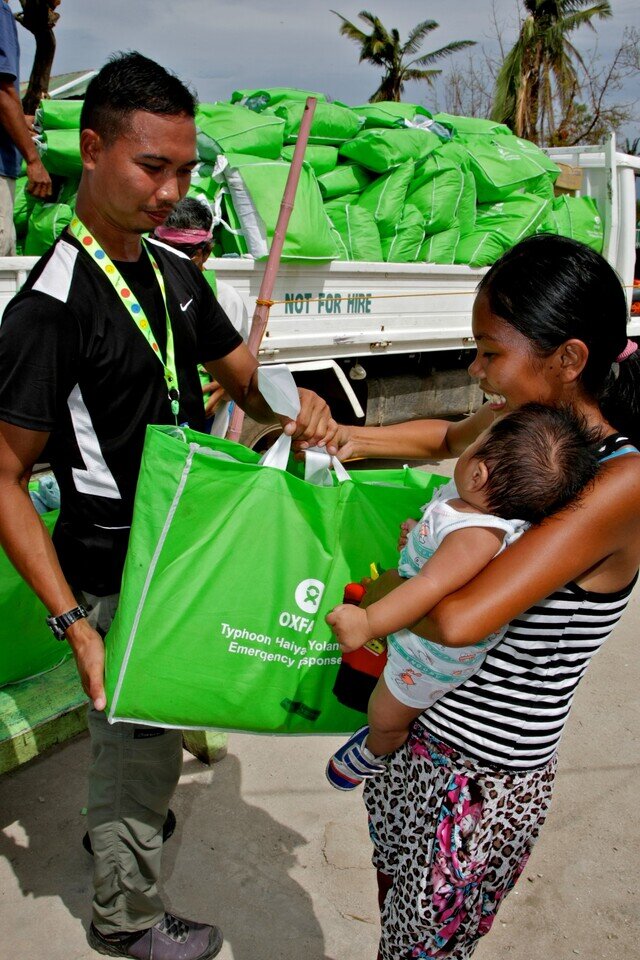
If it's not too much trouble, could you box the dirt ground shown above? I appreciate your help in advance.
[1,457,638,959]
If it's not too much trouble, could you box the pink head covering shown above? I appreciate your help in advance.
[154,225,212,245]
[616,339,638,363]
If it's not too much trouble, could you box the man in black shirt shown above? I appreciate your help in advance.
[0,53,335,960]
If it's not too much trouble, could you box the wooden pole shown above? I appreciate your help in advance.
[226,96,317,443]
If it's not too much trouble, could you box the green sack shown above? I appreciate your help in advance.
[419,227,461,264]
[433,113,513,137]
[214,153,338,261]
[273,99,364,145]
[408,156,466,235]
[454,229,510,267]
[13,176,35,238]
[0,510,72,686]
[381,204,425,263]
[282,144,338,176]
[462,135,558,203]
[317,162,372,199]
[540,195,604,253]
[325,202,384,262]
[105,425,445,733]
[475,193,550,245]
[355,160,414,237]
[24,202,73,255]
[351,101,433,129]
[38,128,82,176]
[35,98,82,130]
[231,87,327,112]
[196,102,285,160]
[339,127,440,173]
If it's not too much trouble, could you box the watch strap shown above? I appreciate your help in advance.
[46,604,88,640]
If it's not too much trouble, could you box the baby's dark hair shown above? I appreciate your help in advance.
[475,403,601,524]
[81,51,197,143]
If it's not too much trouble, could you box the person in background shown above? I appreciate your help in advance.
[152,195,248,435]
[0,51,335,960]
[0,0,51,254]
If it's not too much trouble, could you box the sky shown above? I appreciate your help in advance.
[11,0,640,135]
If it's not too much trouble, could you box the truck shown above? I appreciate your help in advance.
[1,140,639,450]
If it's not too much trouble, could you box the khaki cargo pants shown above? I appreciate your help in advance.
[80,591,184,934]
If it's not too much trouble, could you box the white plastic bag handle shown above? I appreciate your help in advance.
[256,364,350,484]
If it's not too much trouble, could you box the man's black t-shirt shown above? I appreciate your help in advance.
[0,233,242,593]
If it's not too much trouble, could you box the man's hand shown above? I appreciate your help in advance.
[66,619,107,711]
[25,157,52,199]
[325,603,372,653]
[282,387,337,448]
[202,378,228,417]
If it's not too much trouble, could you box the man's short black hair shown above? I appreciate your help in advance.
[80,51,197,142]
[476,403,601,524]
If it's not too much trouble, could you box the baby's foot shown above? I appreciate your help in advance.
[398,518,418,550]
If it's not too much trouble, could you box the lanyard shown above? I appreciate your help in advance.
[69,217,180,420]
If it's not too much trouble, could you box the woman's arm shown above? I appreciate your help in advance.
[424,457,640,647]
[326,403,495,461]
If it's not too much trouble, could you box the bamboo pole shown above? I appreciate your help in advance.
[226,96,318,444]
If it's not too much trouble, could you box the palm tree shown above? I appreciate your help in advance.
[332,10,475,103]
[491,1,612,144]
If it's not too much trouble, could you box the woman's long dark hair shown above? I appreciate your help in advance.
[478,234,640,445]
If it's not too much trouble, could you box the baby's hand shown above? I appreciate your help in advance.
[398,518,418,551]
[325,604,371,653]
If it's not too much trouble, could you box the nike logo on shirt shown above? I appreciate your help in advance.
[180,298,193,311]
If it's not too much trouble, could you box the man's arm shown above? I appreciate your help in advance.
[0,77,51,197]
[0,420,107,708]
[204,344,337,446]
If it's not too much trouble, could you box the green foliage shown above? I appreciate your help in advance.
[491,0,613,144]
[332,9,475,103]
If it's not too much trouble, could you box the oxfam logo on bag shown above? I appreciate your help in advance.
[295,578,325,614]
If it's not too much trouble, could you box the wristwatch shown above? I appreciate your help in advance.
[46,605,88,640]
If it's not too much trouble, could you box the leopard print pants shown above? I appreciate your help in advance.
[363,726,557,959]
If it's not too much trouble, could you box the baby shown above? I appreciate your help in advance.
[325,403,601,789]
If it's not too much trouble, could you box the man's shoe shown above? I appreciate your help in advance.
[82,808,176,856]
[88,913,223,960]
[326,725,388,790]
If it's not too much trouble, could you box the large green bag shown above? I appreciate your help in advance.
[355,160,415,237]
[38,128,82,176]
[105,424,445,733]
[351,101,433,129]
[408,156,466,235]
[317,161,372,200]
[24,201,73,255]
[272,99,364,145]
[282,144,338,176]
[381,204,425,262]
[0,511,71,686]
[35,99,82,131]
[339,127,441,173]
[196,102,285,160]
[539,195,604,253]
[325,201,383,262]
[214,153,338,261]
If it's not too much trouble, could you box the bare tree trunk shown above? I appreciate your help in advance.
[15,0,61,116]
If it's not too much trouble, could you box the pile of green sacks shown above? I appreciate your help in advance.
[14,89,604,267]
